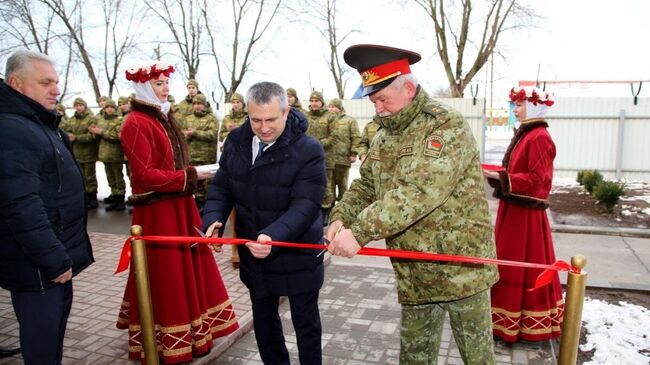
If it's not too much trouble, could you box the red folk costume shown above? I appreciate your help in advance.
[116,62,238,363]
[487,87,564,343]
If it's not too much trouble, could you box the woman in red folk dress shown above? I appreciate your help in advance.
[116,61,238,363]
[483,87,563,343]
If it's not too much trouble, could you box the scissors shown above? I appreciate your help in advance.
[192,226,206,247]
[317,224,343,257]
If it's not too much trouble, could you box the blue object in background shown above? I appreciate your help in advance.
[351,83,364,99]
[508,101,517,127]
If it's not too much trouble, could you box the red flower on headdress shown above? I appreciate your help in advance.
[509,87,555,107]
[125,62,175,83]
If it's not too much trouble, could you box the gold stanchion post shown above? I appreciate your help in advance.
[130,225,160,365]
[558,255,588,365]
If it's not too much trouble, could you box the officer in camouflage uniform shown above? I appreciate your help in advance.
[63,97,100,210]
[326,45,498,364]
[328,98,360,201]
[181,94,219,211]
[97,95,109,117]
[219,92,247,144]
[306,91,338,221]
[357,117,380,161]
[89,99,126,211]
[286,87,307,116]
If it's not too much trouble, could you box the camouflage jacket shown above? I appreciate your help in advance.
[96,114,125,163]
[331,113,361,166]
[219,110,247,142]
[330,88,498,304]
[182,110,218,164]
[306,108,337,168]
[177,94,213,123]
[63,110,98,163]
[357,120,381,158]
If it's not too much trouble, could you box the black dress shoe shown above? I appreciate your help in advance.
[0,346,21,358]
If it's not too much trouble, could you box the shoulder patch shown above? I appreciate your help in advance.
[423,135,445,158]
[370,150,381,161]
[422,103,447,117]
[398,145,414,158]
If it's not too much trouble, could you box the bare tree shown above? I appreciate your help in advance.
[101,0,145,97]
[412,0,532,97]
[202,0,282,102]
[301,0,356,98]
[40,0,102,100]
[146,0,204,80]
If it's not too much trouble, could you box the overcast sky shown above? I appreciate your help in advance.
[209,0,650,106]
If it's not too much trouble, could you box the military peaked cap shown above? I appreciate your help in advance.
[344,44,421,97]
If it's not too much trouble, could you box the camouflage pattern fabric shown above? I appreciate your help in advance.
[357,119,381,159]
[333,165,349,201]
[181,110,219,165]
[96,114,125,163]
[79,162,97,194]
[64,109,98,163]
[400,290,495,364]
[330,88,498,304]
[307,107,338,207]
[219,110,247,142]
[331,113,361,166]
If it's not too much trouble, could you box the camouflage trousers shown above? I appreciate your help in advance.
[80,162,97,194]
[103,162,126,195]
[333,164,349,201]
[400,289,495,365]
[322,168,335,208]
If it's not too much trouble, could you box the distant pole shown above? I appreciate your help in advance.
[558,255,588,365]
[535,64,541,88]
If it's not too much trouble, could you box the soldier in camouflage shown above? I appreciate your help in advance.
[286,87,307,116]
[305,91,338,221]
[326,44,498,364]
[177,79,212,123]
[328,98,360,201]
[219,92,247,144]
[357,117,380,161]
[56,103,68,125]
[181,94,219,211]
[63,97,100,210]
[117,96,130,117]
[89,99,126,211]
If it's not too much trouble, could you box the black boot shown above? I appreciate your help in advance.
[103,194,116,204]
[0,346,20,358]
[106,195,126,211]
[86,193,98,210]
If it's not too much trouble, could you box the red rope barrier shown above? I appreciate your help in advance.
[116,235,576,291]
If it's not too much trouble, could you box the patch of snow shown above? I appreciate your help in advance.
[553,177,580,187]
[621,210,633,217]
[642,208,650,216]
[579,298,650,365]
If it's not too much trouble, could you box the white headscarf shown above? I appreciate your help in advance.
[525,101,549,119]
[133,82,171,115]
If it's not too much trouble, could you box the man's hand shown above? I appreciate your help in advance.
[68,133,76,142]
[245,234,272,259]
[349,155,357,163]
[88,125,102,135]
[52,268,72,284]
[197,170,215,180]
[325,220,344,242]
[482,170,499,179]
[327,228,361,258]
[183,128,194,137]
[206,221,223,252]
[227,123,236,131]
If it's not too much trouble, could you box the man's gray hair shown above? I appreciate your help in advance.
[5,50,55,79]
[246,81,288,110]
[387,73,419,92]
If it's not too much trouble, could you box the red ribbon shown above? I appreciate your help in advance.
[115,235,577,291]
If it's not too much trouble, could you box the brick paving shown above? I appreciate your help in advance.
[0,232,558,364]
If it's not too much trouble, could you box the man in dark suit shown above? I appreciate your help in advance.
[203,81,326,364]
[0,50,94,364]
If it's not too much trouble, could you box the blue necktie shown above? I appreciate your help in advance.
[255,141,268,161]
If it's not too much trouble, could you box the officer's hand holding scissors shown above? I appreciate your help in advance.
[325,220,361,258]
[246,234,272,259]
[195,223,223,253]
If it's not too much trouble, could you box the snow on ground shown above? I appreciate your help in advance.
[580,298,650,364]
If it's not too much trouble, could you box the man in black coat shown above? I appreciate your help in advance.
[0,50,94,364]
[203,81,326,364]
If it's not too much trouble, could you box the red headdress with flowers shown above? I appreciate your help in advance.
[125,62,175,83]
[509,87,555,107]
